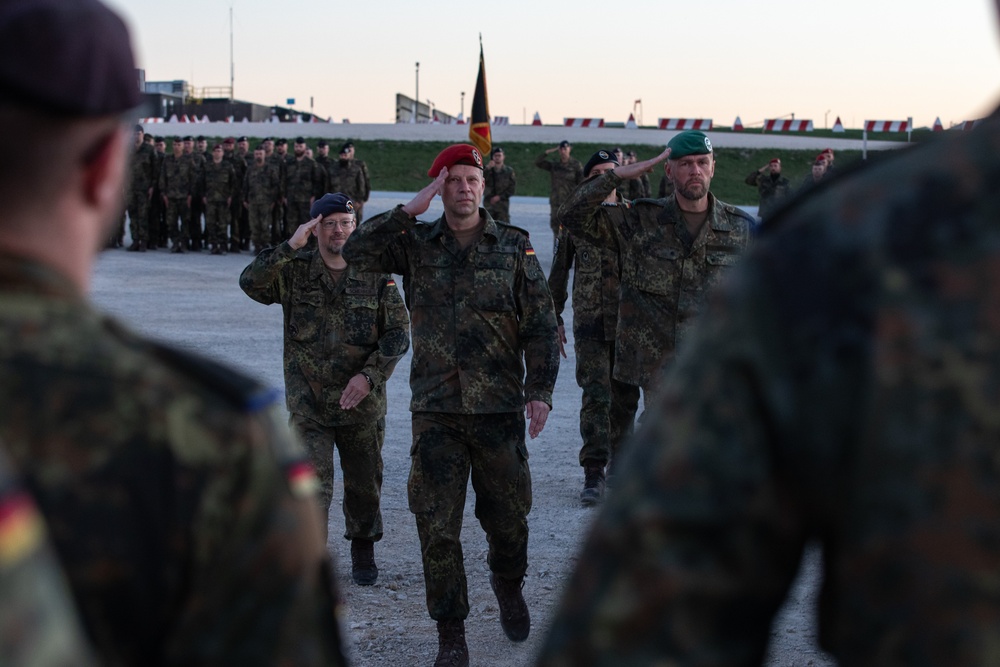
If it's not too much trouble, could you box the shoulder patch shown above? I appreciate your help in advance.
[149,342,282,413]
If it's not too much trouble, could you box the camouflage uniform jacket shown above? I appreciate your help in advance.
[201,159,237,204]
[0,447,97,667]
[537,111,1000,667]
[745,169,792,219]
[286,156,326,203]
[226,151,248,200]
[326,159,369,204]
[534,152,583,209]
[239,242,410,427]
[244,160,281,206]
[559,171,751,387]
[625,174,651,200]
[342,206,559,413]
[484,164,516,216]
[158,153,195,199]
[549,199,626,342]
[267,153,289,199]
[129,142,156,193]
[0,254,347,666]
[186,151,206,199]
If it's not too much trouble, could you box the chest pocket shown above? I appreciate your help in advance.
[474,245,516,312]
[412,250,452,307]
[634,243,681,296]
[288,288,325,342]
[343,288,379,345]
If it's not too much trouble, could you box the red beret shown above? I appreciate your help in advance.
[427,144,484,177]
[769,158,780,165]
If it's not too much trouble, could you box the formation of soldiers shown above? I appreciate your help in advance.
[116,128,372,255]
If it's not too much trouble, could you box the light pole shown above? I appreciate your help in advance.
[413,62,420,123]
[825,109,831,129]
[460,91,465,121]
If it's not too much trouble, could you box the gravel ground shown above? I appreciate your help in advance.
[93,191,835,667]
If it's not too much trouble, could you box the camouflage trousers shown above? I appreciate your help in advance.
[286,199,312,238]
[203,201,230,246]
[164,197,191,243]
[125,188,150,242]
[409,412,531,621]
[289,414,385,542]
[247,201,273,248]
[486,200,510,224]
[548,203,561,234]
[575,337,640,467]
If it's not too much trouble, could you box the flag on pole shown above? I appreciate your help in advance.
[468,37,491,156]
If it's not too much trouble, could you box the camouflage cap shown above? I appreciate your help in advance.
[583,149,619,178]
[0,0,140,116]
[311,192,354,218]
[667,131,712,159]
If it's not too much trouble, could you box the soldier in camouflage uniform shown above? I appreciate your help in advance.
[484,145,516,222]
[622,150,651,200]
[271,139,293,241]
[159,137,196,253]
[124,124,155,251]
[223,136,246,253]
[315,140,333,189]
[327,141,372,223]
[537,84,1000,667]
[150,136,167,248]
[559,131,752,406]
[236,136,253,250]
[535,140,583,235]
[549,150,640,506]
[0,2,348,664]
[200,144,237,255]
[285,137,327,236]
[0,447,98,667]
[183,135,206,250]
[343,144,559,667]
[241,192,409,586]
[745,157,792,221]
[244,144,281,253]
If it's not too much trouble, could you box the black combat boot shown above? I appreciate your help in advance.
[435,619,469,667]
[580,461,606,507]
[350,539,378,585]
[490,573,530,641]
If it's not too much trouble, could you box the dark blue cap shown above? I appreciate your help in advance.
[311,192,355,218]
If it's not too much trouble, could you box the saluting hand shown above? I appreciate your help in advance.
[339,374,371,410]
[402,167,448,218]
[615,146,671,180]
[289,215,320,250]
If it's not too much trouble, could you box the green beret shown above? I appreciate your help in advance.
[667,131,713,159]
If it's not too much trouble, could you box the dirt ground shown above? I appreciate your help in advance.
[94,191,836,667]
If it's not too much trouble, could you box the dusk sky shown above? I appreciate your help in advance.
[109,0,1000,129]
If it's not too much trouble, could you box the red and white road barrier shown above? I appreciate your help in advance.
[492,117,510,126]
[764,119,814,132]
[532,112,542,126]
[832,116,845,133]
[864,120,909,132]
[658,118,712,131]
[732,116,744,131]
[953,119,983,131]
[932,117,944,131]
[139,117,163,124]
[564,118,605,128]
[625,113,637,129]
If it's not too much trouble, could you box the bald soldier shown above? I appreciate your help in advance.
[0,1,347,663]
[343,144,559,667]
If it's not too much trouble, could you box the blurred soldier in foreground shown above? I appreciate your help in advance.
[240,193,409,586]
[0,446,97,667]
[483,145,516,222]
[343,144,559,667]
[0,1,347,664]
[549,150,639,506]
[537,6,1000,662]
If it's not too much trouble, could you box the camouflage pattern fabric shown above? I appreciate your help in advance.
[0,254,347,666]
[534,152,583,231]
[125,142,156,243]
[0,446,97,667]
[244,161,281,248]
[624,174,651,200]
[226,151,248,245]
[559,171,752,391]
[745,169,792,219]
[286,156,326,235]
[409,412,531,620]
[187,152,207,247]
[484,164,516,222]
[537,111,1000,667]
[326,160,370,222]
[657,173,674,198]
[290,414,386,541]
[549,203,638,465]
[342,206,559,413]
[158,153,194,199]
[202,160,237,247]
[163,196,191,244]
